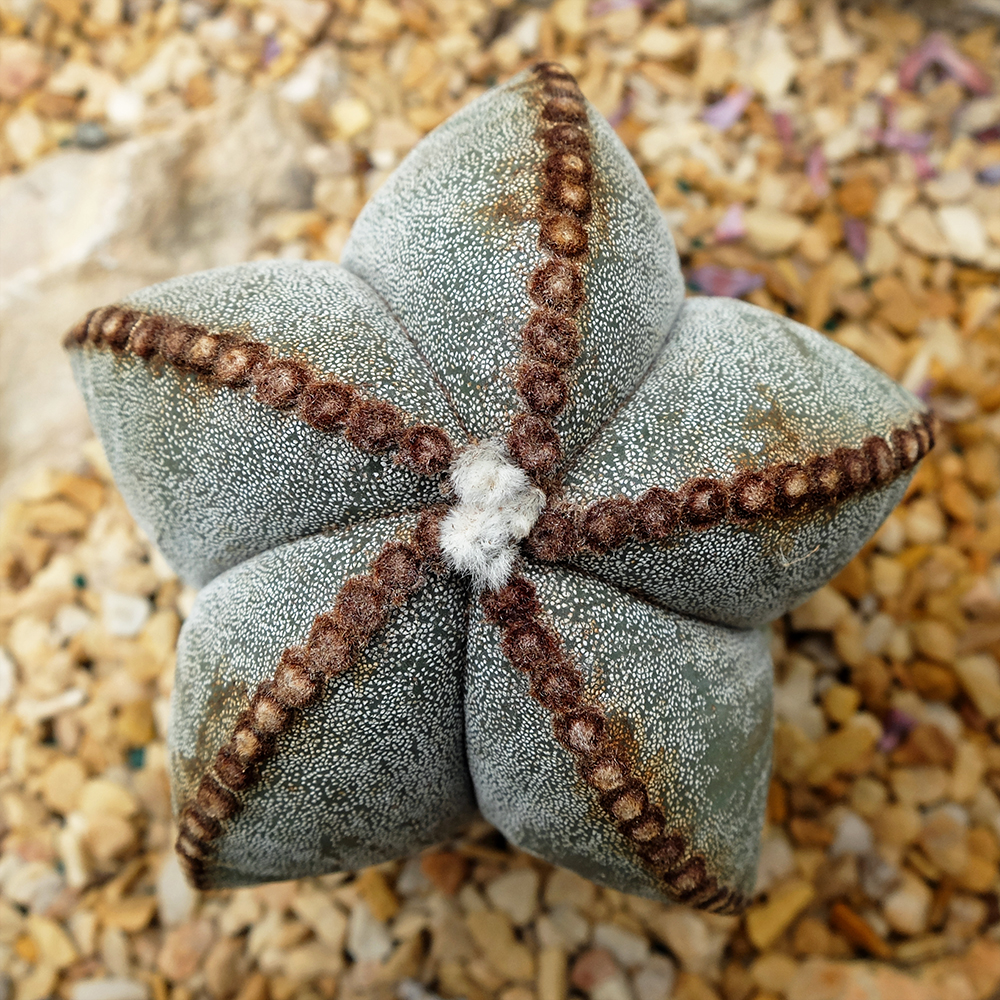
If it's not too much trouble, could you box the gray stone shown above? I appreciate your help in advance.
[0,86,314,502]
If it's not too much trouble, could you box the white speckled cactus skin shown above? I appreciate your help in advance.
[65,64,933,910]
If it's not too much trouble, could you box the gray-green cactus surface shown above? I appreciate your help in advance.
[64,63,933,911]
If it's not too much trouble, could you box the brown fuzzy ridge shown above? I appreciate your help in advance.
[63,306,456,477]
[481,574,747,913]
[172,508,447,888]
[506,63,595,481]
[526,412,937,561]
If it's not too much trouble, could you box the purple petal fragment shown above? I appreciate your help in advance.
[910,152,937,181]
[899,32,993,96]
[877,708,918,753]
[714,203,746,243]
[590,0,651,14]
[702,87,753,130]
[687,265,764,299]
[843,217,867,262]
[807,146,830,198]
[978,163,1000,185]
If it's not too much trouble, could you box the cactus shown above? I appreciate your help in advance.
[64,64,932,911]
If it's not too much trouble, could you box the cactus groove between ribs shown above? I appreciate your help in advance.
[64,64,933,910]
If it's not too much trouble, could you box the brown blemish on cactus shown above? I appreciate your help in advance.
[174,535,435,888]
[64,305,456,477]
[482,574,743,912]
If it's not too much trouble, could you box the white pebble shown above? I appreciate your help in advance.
[486,868,540,925]
[72,979,149,1000]
[157,850,198,927]
[829,811,874,857]
[102,591,151,637]
[594,922,650,969]
[632,954,677,1000]
[346,900,392,963]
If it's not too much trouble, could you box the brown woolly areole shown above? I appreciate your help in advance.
[526,411,937,562]
[481,574,746,913]
[172,508,445,888]
[64,305,457,478]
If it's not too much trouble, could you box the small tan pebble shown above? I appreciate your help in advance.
[872,801,922,848]
[822,684,860,723]
[570,948,621,991]
[233,972,269,1000]
[909,661,959,703]
[837,175,877,218]
[895,205,947,258]
[937,205,989,265]
[156,918,214,982]
[742,206,806,256]
[27,912,79,969]
[645,907,729,979]
[22,499,91,534]
[486,867,540,925]
[806,716,879,784]
[890,767,951,808]
[420,850,468,895]
[544,867,597,911]
[203,936,245,997]
[101,894,158,933]
[78,777,140,819]
[749,952,798,992]
[953,655,1000,720]
[882,870,933,936]
[828,902,892,960]
[951,742,987,803]
[537,944,568,1000]
[39,756,88,814]
[537,903,590,951]
[346,900,392,964]
[670,971,722,1000]
[911,620,957,665]
[789,586,850,631]
[355,866,399,922]
[467,909,535,982]
[850,777,888,818]
[745,878,815,950]
[291,891,347,949]
[593,921,649,969]
[632,954,676,1000]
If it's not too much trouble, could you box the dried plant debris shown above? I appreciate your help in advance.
[2,1,1000,999]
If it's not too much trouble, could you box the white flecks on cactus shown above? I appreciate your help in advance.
[63,62,933,912]
[439,440,546,590]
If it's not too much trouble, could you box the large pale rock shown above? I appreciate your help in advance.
[0,88,315,501]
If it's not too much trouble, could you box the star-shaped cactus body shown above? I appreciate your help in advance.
[65,64,933,911]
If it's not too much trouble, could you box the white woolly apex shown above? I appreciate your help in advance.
[439,440,546,591]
